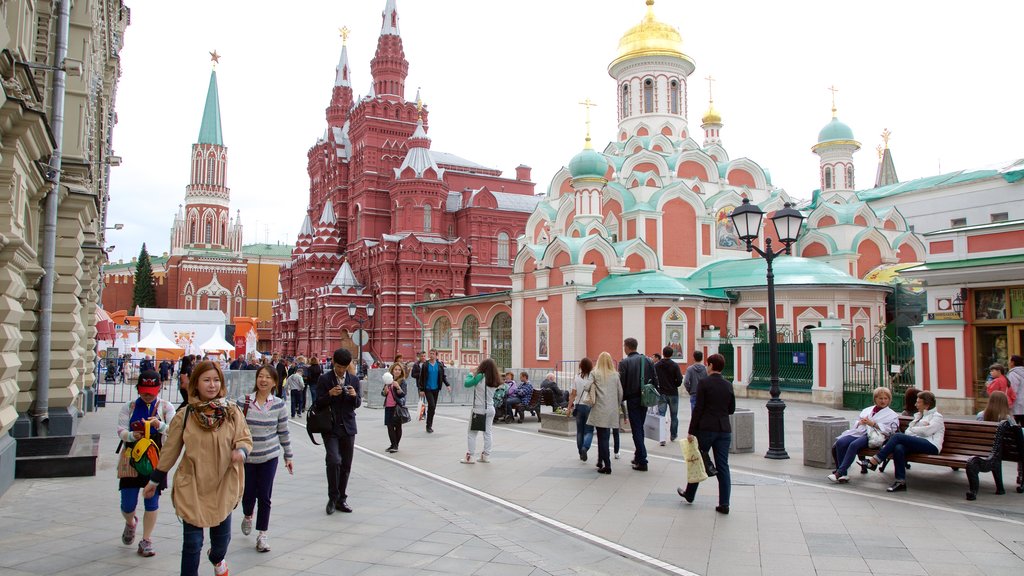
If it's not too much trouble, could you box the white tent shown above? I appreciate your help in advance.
[199,332,235,353]
[133,321,183,354]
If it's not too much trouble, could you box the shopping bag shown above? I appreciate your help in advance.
[643,409,669,443]
[681,436,708,484]
[417,399,426,421]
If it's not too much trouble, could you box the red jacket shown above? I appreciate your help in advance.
[988,375,1016,405]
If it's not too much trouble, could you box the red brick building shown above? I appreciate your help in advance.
[272,0,539,362]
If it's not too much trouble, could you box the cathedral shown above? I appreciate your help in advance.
[272,0,540,362]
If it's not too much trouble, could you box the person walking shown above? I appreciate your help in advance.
[683,351,707,411]
[416,349,450,433]
[285,365,306,418]
[1008,355,1024,425]
[588,352,624,474]
[568,358,596,461]
[382,362,409,453]
[116,370,175,558]
[237,366,293,553]
[314,348,362,514]
[144,361,253,576]
[177,355,194,408]
[462,358,502,463]
[655,346,684,444]
[677,353,735,514]
[618,338,660,471]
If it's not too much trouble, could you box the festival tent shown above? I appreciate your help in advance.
[133,321,184,361]
[199,332,235,354]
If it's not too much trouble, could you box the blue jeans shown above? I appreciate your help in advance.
[873,433,939,480]
[831,434,869,477]
[182,514,231,576]
[290,389,304,416]
[573,404,594,454]
[689,394,696,411]
[657,395,680,440]
[626,399,648,465]
[683,431,732,507]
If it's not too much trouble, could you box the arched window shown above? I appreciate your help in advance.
[189,220,197,243]
[432,317,451,349]
[496,232,510,266]
[824,166,833,189]
[461,316,479,350]
[621,84,630,117]
[536,310,550,360]
[670,80,680,114]
[204,220,213,243]
[643,78,654,113]
[490,312,512,371]
[423,204,432,232]
[207,159,216,184]
[846,165,854,189]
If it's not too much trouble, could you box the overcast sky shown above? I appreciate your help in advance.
[105,0,1024,263]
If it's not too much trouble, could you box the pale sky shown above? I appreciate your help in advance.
[106,0,1024,263]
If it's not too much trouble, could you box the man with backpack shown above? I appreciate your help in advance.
[618,337,660,471]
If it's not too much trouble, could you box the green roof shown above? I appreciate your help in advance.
[817,117,855,143]
[104,255,169,272]
[687,256,879,291]
[900,253,1024,273]
[855,168,1000,201]
[568,148,608,179]
[578,270,706,301]
[198,70,223,145]
[922,218,1024,236]
[242,243,295,258]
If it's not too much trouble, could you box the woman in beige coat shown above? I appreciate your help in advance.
[145,361,252,576]
[587,352,624,474]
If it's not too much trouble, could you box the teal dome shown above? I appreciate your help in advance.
[817,117,855,143]
[568,148,609,179]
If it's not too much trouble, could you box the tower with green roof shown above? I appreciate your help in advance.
[170,53,243,256]
[811,87,861,200]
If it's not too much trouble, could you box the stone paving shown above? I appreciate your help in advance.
[1,395,1023,575]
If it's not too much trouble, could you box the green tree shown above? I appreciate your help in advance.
[131,243,157,312]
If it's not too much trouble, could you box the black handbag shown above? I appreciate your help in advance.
[470,380,488,431]
[395,404,412,424]
[700,449,717,477]
[305,374,337,445]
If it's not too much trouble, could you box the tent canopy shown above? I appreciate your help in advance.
[200,332,235,353]
[134,321,183,354]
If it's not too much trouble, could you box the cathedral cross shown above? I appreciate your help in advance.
[339,26,350,45]
[881,128,891,149]
[579,98,597,148]
[828,84,839,115]
[705,74,716,103]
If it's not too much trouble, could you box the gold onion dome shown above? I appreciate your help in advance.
[702,102,721,125]
[613,0,685,66]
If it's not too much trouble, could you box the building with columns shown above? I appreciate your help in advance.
[272,0,540,363]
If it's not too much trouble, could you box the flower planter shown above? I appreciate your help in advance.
[538,411,576,437]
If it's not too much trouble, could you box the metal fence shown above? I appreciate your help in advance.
[749,329,814,391]
[841,332,915,412]
[94,360,262,407]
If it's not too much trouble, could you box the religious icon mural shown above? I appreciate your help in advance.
[663,308,686,358]
[716,206,740,249]
[537,310,549,360]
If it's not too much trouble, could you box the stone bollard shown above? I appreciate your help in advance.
[802,416,850,468]
[729,408,755,453]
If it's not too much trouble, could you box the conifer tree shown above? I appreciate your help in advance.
[131,243,157,311]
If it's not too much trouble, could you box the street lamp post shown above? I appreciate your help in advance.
[729,198,806,460]
[347,302,375,377]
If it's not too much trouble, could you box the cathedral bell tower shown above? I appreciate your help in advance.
[370,0,408,99]
[326,27,354,130]
[811,87,860,201]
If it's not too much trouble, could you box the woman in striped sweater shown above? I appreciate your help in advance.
[237,365,293,552]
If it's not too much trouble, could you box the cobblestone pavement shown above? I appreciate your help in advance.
[2,395,1023,575]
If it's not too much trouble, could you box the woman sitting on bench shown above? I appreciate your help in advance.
[828,387,899,484]
[865,391,945,493]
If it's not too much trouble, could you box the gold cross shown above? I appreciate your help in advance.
[876,144,883,160]
[339,26,350,45]
[209,50,220,65]
[705,74,715,102]
[881,128,891,148]
[828,84,839,115]
[579,98,597,148]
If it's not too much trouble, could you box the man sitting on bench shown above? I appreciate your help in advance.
[539,372,569,409]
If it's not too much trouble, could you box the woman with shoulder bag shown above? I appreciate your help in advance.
[236,365,293,553]
[587,352,624,474]
[568,357,596,462]
[461,358,501,464]
[828,387,898,484]
[382,362,409,453]
[144,361,253,576]
[116,370,175,557]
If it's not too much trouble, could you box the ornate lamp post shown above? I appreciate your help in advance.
[729,198,806,460]
[347,302,375,377]
[951,290,965,319]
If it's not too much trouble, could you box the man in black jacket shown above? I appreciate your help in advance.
[678,353,735,514]
[314,348,362,515]
[618,338,660,471]
[655,346,684,444]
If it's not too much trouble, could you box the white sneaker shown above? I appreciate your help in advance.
[256,533,270,553]
[240,516,252,536]
[827,473,850,484]
[614,452,620,459]
[460,452,475,464]
[214,560,229,576]
[477,453,490,463]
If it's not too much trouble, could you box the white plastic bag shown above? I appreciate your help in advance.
[681,436,708,484]
[644,408,670,442]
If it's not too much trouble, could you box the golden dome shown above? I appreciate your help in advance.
[612,1,685,67]
[702,101,721,125]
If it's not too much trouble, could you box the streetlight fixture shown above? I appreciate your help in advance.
[347,302,375,377]
[105,223,124,231]
[951,289,965,319]
[729,198,806,460]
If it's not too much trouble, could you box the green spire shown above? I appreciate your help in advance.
[197,70,223,145]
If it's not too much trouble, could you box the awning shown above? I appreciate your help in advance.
[862,262,924,292]
[200,333,235,353]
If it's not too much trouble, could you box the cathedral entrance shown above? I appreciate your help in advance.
[490,313,512,372]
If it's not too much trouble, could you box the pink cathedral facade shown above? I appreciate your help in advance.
[272,0,539,362]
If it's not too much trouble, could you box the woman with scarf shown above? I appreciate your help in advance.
[145,361,252,576]
[116,370,175,557]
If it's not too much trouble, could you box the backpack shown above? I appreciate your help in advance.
[130,419,160,476]
[640,359,660,408]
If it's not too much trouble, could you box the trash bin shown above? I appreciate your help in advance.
[802,416,850,468]
[729,408,754,453]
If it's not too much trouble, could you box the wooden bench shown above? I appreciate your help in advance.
[857,416,1024,499]
[495,389,542,423]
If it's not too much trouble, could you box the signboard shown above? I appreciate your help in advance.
[105,347,119,359]
[792,352,807,365]
[351,329,370,346]
[927,312,961,321]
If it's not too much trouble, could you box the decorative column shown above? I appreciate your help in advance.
[910,319,970,415]
[810,315,849,408]
[696,328,721,359]
[730,328,756,398]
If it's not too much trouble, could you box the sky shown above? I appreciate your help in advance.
[105,0,1024,263]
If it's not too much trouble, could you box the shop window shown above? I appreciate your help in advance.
[975,289,1006,320]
